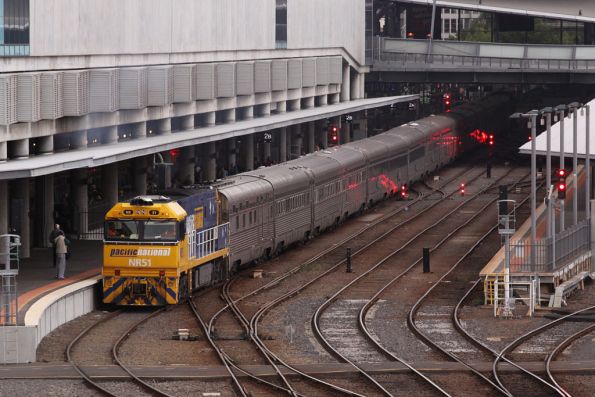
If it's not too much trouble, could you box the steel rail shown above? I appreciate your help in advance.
[220,279,301,397]
[545,321,595,397]
[205,166,481,395]
[310,167,521,396]
[248,165,505,397]
[405,176,535,396]
[66,310,122,397]
[111,308,176,397]
[248,166,494,395]
[492,305,595,397]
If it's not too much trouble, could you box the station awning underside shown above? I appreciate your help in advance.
[519,98,595,158]
[0,95,418,180]
[399,0,595,22]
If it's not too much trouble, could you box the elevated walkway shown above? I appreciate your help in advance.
[369,38,595,84]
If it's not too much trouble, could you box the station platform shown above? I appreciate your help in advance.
[481,166,594,307]
[14,240,102,324]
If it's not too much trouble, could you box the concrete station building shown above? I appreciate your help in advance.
[0,0,417,258]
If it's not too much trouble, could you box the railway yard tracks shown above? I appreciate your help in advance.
[15,161,595,397]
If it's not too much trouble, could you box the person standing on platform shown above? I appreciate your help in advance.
[54,231,69,279]
[48,224,61,268]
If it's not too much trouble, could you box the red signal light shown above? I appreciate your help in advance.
[558,183,566,191]
[489,134,494,140]
[558,169,566,177]
[332,126,338,133]
[489,140,494,146]
[445,94,451,100]
[332,134,338,142]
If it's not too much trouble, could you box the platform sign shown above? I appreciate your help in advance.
[263,132,272,143]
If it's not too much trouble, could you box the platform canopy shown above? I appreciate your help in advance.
[0,95,418,180]
[518,98,595,159]
[399,0,595,22]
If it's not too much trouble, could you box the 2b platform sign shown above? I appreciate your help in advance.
[344,114,353,123]
[263,132,272,143]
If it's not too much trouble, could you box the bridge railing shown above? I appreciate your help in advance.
[373,37,595,70]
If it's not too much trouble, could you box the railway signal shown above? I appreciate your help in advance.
[443,94,451,110]
[400,184,408,199]
[329,125,339,145]
[557,169,567,199]
[460,183,465,196]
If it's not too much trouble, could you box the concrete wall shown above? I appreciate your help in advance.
[288,0,365,64]
[28,0,364,64]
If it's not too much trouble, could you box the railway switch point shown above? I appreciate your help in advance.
[252,269,264,279]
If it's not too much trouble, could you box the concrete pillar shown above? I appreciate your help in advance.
[264,140,272,163]
[13,178,30,258]
[341,121,352,144]
[288,100,301,112]
[0,141,7,162]
[179,147,195,185]
[318,95,328,107]
[277,101,287,114]
[320,121,328,149]
[38,136,54,155]
[206,112,216,126]
[293,125,303,158]
[133,156,148,195]
[307,122,316,153]
[181,115,195,130]
[103,126,118,144]
[227,139,237,174]
[70,130,87,150]
[244,106,254,120]
[73,169,88,237]
[40,174,54,248]
[159,118,171,135]
[206,142,217,181]
[133,121,147,139]
[351,72,359,100]
[329,93,341,105]
[102,163,119,207]
[279,128,287,163]
[360,73,365,99]
[0,180,7,234]
[226,109,236,123]
[12,138,29,159]
[243,135,254,171]
[341,64,351,102]
[260,103,271,117]
[303,97,315,109]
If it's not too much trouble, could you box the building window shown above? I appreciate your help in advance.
[275,0,287,49]
[0,0,29,56]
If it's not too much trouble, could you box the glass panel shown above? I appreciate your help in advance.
[143,220,177,241]
[275,0,287,49]
[459,11,492,42]
[105,221,140,240]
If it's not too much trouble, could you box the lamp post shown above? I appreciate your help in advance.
[569,102,581,226]
[555,104,567,232]
[586,105,591,218]
[540,107,553,238]
[511,109,539,267]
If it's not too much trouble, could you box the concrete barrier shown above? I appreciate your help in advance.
[0,276,100,364]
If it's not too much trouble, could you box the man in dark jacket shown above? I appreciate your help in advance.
[48,224,61,267]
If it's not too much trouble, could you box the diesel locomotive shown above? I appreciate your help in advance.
[102,92,513,305]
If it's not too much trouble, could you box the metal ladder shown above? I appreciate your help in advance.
[483,273,504,306]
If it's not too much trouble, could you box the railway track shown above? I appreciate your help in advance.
[200,163,484,395]
[66,308,172,397]
[307,166,529,396]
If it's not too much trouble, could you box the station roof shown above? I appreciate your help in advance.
[0,95,418,180]
[518,98,595,159]
[398,1,595,22]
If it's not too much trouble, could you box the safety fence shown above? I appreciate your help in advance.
[509,219,591,273]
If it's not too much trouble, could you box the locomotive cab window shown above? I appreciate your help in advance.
[144,220,178,241]
[105,220,139,240]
